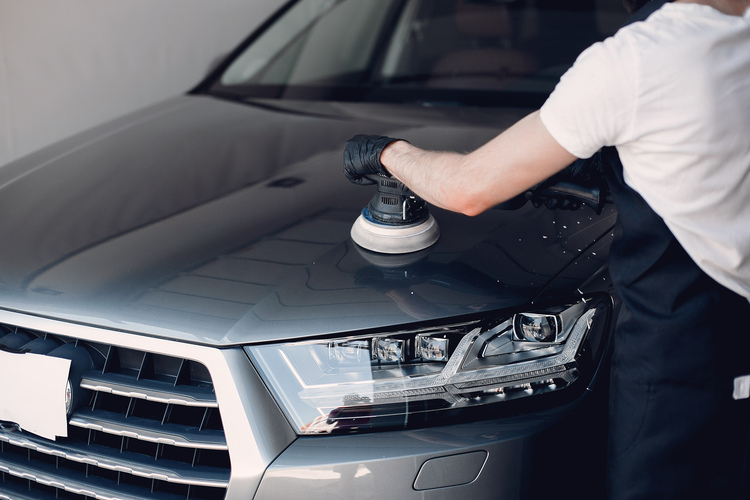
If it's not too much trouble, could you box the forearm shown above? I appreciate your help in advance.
[381,111,577,216]
[379,142,470,213]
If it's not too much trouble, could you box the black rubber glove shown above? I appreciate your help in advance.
[343,134,403,185]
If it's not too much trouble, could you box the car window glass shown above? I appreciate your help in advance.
[215,0,628,104]
[284,0,391,84]
[221,0,339,85]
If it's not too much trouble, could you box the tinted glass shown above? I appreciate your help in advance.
[211,0,628,106]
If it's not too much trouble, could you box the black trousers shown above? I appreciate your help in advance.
[600,147,750,499]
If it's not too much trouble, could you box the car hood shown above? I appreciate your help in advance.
[0,95,616,345]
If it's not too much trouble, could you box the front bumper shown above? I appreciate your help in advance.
[0,308,608,500]
[256,395,607,499]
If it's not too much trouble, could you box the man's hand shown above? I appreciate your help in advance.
[343,135,403,185]
[344,112,576,216]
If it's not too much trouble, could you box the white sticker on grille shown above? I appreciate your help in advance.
[0,350,71,440]
[733,375,750,400]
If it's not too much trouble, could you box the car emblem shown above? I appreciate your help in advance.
[0,348,72,440]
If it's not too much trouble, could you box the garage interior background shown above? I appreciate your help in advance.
[0,0,284,168]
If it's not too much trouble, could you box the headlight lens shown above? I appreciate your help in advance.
[246,297,609,434]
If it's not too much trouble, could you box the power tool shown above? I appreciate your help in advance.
[350,175,440,254]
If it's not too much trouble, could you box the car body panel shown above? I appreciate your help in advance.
[0,95,616,345]
[254,397,607,499]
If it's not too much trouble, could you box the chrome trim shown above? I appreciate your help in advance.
[0,308,297,500]
[0,455,146,500]
[0,487,41,500]
[80,372,218,408]
[0,426,229,488]
[69,412,228,450]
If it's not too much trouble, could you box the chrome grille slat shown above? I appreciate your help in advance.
[0,426,229,488]
[0,453,184,500]
[81,372,218,408]
[0,484,45,500]
[0,325,230,500]
[70,410,228,450]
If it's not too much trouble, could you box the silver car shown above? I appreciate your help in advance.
[0,1,626,498]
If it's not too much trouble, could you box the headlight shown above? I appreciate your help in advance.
[246,297,610,434]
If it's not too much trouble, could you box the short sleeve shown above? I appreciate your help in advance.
[540,34,638,159]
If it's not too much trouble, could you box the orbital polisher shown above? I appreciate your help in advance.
[350,175,440,254]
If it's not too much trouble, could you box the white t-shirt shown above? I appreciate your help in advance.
[540,3,750,300]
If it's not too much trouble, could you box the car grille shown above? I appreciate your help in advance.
[0,323,230,500]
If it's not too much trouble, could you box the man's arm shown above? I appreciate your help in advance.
[379,111,578,216]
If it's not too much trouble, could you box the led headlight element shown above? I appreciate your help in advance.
[372,337,405,363]
[247,298,609,435]
[514,313,560,343]
[416,335,449,362]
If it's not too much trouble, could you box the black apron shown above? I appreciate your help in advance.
[600,146,750,499]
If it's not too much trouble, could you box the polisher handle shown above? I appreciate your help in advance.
[362,175,430,225]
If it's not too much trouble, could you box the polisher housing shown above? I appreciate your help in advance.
[350,177,440,254]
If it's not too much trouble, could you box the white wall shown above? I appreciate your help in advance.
[0,0,285,167]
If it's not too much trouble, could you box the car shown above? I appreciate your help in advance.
[0,1,627,499]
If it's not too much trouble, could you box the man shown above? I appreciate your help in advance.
[344,0,750,498]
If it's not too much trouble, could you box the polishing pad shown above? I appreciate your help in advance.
[351,211,440,254]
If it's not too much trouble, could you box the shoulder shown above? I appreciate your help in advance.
[539,33,639,158]
[619,3,747,52]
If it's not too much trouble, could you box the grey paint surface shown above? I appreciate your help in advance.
[0,95,616,345]
[254,403,586,499]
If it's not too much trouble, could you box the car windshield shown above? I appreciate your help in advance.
[208,0,628,107]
